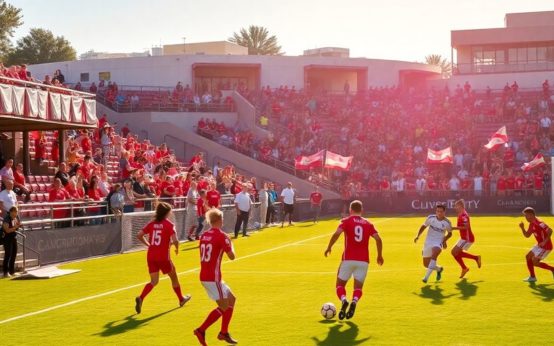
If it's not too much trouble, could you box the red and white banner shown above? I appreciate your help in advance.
[427,147,453,164]
[11,86,25,116]
[324,151,353,171]
[49,93,61,121]
[295,150,325,170]
[484,126,508,150]
[521,153,546,172]
[0,84,14,114]
[71,97,83,123]
[61,94,72,122]
[84,99,98,125]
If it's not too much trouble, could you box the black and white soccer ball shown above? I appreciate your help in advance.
[321,302,336,319]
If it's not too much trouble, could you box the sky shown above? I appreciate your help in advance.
[8,0,554,62]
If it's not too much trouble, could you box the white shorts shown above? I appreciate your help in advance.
[422,244,443,258]
[455,239,473,251]
[201,281,232,301]
[531,246,551,261]
[337,260,368,282]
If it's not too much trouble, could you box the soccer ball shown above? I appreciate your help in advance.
[320,302,336,319]
[253,222,261,229]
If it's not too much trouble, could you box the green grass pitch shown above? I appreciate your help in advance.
[1,215,553,345]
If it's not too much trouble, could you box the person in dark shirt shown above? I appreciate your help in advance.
[2,206,21,278]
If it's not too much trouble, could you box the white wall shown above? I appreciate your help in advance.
[449,70,554,90]
[29,55,438,90]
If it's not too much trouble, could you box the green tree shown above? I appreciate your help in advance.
[229,25,283,55]
[0,0,23,59]
[425,54,452,78]
[7,28,76,65]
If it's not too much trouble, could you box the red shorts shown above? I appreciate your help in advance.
[147,259,174,274]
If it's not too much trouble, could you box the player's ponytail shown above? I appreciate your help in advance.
[155,202,172,222]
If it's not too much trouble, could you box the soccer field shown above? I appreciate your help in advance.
[1,215,553,346]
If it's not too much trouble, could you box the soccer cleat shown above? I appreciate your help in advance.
[345,301,357,319]
[436,267,443,281]
[218,332,238,344]
[135,297,142,314]
[460,268,470,279]
[476,255,482,268]
[523,276,537,282]
[338,299,349,320]
[422,278,428,284]
[180,294,191,307]
[194,328,207,346]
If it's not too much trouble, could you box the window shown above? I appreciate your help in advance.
[517,48,527,62]
[99,72,111,81]
[80,73,89,82]
[508,48,517,63]
[538,47,547,62]
[528,47,537,62]
[495,50,505,64]
[548,46,554,62]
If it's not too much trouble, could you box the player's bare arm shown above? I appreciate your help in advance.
[451,221,468,231]
[414,225,427,243]
[324,228,343,257]
[171,234,179,255]
[519,221,532,237]
[442,231,452,249]
[372,233,384,266]
[137,230,150,247]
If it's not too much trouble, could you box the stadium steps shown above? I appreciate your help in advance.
[0,248,40,273]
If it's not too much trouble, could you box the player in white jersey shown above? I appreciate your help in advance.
[414,204,452,283]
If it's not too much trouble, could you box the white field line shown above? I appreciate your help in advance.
[0,218,395,325]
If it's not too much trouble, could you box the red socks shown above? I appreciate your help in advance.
[199,308,223,332]
[221,306,234,334]
[336,286,346,302]
[139,283,154,300]
[173,285,184,301]
[454,255,467,270]
[527,258,536,277]
[460,252,478,261]
[537,262,554,271]
[352,289,363,303]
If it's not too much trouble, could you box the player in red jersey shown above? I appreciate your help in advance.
[324,200,384,320]
[519,207,554,282]
[134,202,191,314]
[310,185,323,223]
[451,199,481,278]
[194,208,238,345]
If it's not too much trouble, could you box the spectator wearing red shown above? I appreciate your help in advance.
[206,181,221,208]
[34,132,46,164]
[310,185,323,223]
[121,123,130,138]
[48,178,71,227]
[13,163,31,203]
[195,189,207,238]
[87,176,103,224]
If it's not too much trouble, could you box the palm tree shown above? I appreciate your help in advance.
[425,54,452,78]
[229,25,283,56]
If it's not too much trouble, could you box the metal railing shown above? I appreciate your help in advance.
[0,75,96,98]
[15,230,41,271]
[453,62,554,75]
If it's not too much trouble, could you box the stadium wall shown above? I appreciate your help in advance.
[448,70,554,89]
[29,55,438,90]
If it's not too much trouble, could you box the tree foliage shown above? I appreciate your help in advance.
[229,25,283,56]
[425,54,452,78]
[7,28,76,65]
[0,0,23,59]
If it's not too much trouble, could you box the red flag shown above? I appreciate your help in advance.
[484,126,508,150]
[521,153,546,172]
[427,147,453,164]
[324,151,353,171]
[294,150,325,170]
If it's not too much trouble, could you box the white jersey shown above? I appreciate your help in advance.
[423,215,452,247]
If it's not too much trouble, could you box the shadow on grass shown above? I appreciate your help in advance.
[312,321,371,346]
[94,307,180,337]
[455,279,484,300]
[414,285,456,305]
[528,282,554,302]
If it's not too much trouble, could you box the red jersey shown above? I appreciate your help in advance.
[310,192,323,205]
[206,190,221,208]
[142,219,176,261]
[199,227,233,281]
[530,218,553,250]
[197,198,207,217]
[457,210,475,242]
[339,215,378,263]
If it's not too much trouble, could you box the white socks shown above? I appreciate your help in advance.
[423,259,437,281]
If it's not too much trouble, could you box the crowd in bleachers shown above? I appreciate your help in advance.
[196,80,554,197]
[0,62,68,89]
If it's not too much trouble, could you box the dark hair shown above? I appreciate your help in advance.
[350,200,363,213]
[155,202,172,222]
[436,204,446,211]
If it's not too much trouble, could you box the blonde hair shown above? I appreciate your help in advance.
[455,199,465,208]
[206,208,223,225]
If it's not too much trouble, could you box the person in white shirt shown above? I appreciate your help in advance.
[414,205,453,283]
[234,186,252,238]
[416,176,427,196]
[280,182,296,227]
[448,175,460,192]
[0,180,18,216]
[0,159,15,186]
[473,173,484,196]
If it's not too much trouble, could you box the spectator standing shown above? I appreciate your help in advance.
[2,206,21,278]
[234,186,252,238]
[185,181,199,241]
[280,182,296,227]
[0,180,18,216]
[195,190,208,239]
[310,185,323,223]
[266,183,278,225]
[259,182,269,227]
